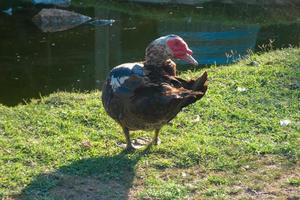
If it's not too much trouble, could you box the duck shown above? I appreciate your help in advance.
[102,35,208,151]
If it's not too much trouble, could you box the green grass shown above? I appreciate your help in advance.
[0,47,300,199]
[288,178,300,186]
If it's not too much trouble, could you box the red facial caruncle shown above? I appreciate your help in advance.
[166,36,198,66]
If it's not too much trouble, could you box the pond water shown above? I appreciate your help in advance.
[0,2,299,106]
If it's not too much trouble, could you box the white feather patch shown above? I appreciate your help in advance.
[109,62,144,91]
[110,76,129,91]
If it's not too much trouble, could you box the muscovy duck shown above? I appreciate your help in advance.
[102,35,208,151]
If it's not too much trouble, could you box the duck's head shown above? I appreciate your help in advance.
[145,35,198,66]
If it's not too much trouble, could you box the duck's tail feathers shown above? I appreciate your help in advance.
[192,71,208,93]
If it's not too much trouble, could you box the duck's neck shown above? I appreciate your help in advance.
[144,43,170,67]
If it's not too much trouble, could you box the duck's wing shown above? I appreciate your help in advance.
[128,77,206,123]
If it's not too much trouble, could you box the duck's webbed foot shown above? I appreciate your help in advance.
[120,127,150,152]
[116,141,136,152]
[125,145,136,152]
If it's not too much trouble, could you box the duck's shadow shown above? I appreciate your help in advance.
[20,149,149,200]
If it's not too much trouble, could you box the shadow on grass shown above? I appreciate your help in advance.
[20,149,149,200]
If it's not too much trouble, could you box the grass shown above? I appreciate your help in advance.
[288,178,300,186]
[0,47,299,199]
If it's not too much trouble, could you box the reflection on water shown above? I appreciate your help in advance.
[0,3,299,106]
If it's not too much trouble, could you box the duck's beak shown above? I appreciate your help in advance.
[182,53,198,66]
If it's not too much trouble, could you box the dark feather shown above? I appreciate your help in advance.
[101,36,208,150]
[102,61,208,131]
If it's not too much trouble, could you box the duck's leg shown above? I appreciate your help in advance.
[123,127,135,151]
[152,129,161,145]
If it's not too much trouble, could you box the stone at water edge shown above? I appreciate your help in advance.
[32,8,91,33]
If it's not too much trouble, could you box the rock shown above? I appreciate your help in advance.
[32,8,91,32]
[32,0,71,7]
